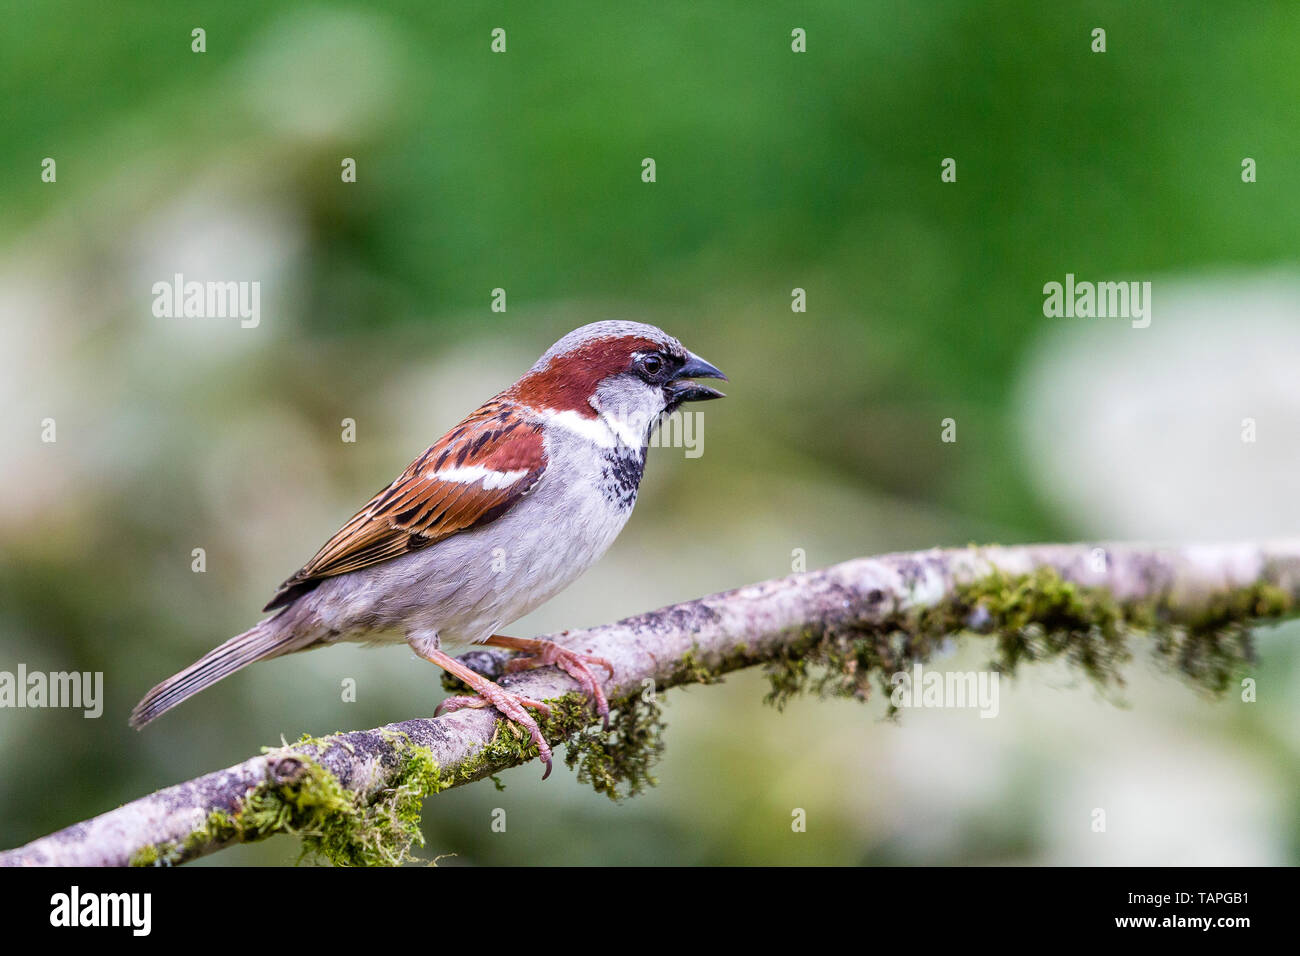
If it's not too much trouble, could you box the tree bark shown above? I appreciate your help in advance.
[3,540,1297,867]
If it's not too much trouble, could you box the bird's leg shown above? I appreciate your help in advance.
[482,635,614,731]
[410,637,555,779]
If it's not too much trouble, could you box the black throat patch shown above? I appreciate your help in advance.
[599,444,646,509]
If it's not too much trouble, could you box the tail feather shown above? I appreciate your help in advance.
[129,620,297,729]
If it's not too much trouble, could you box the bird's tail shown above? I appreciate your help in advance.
[129,618,298,729]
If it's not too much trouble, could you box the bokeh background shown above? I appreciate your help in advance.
[3,2,1300,865]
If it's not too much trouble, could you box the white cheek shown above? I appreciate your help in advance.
[592,379,664,445]
[601,411,646,447]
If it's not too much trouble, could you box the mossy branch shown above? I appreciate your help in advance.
[3,540,1298,867]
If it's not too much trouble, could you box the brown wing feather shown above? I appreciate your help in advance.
[263,399,546,611]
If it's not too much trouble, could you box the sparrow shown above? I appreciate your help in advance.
[130,321,726,777]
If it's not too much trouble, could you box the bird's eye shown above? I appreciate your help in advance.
[640,354,664,378]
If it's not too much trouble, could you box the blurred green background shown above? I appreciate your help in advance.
[3,2,1300,865]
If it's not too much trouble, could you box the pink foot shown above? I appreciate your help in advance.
[505,645,615,731]
[435,688,555,778]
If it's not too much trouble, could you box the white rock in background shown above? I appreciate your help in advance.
[1016,275,1300,540]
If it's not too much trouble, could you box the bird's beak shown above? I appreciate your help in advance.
[667,351,727,403]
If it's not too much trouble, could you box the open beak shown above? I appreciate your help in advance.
[667,351,728,404]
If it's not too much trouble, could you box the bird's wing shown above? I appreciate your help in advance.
[263,399,547,610]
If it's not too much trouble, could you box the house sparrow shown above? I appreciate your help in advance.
[130,321,726,777]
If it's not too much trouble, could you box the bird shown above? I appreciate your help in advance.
[129,321,726,777]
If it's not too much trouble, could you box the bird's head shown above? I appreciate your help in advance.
[511,321,727,443]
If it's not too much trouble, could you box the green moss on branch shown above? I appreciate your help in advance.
[763,566,1290,712]
[127,561,1298,868]
[131,735,450,867]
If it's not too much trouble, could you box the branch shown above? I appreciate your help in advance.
[4,540,1299,867]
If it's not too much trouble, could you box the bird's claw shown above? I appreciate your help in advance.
[505,645,613,732]
[435,688,554,777]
